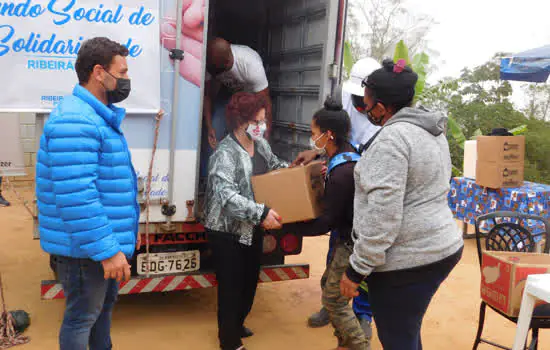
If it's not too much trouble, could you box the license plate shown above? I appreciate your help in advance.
[137,251,200,276]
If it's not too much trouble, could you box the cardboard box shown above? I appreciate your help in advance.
[463,140,477,179]
[476,136,525,188]
[481,251,550,317]
[476,136,525,164]
[476,162,524,188]
[251,162,324,224]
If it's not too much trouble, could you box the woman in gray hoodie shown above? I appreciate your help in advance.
[340,59,464,350]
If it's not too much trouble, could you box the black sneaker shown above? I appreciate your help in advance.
[307,307,330,328]
[241,326,254,338]
[0,194,10,207]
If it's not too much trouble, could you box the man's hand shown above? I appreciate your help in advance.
[208,127,217,149]
[291,149,318,167]
[136,234,142,250]
[101,252,131,283]
[261,209,283,230]
[340,273,360,298]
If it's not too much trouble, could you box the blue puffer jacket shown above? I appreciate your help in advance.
[36,84,140,261]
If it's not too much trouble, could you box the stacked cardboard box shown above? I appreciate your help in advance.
[476,136,525,188]
[251,162,324,224]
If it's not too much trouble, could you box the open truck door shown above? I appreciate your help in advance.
[266,0,348,160]
[209,0,347,160]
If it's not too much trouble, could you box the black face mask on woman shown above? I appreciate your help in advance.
[103,68,131,104]
[364,102,386,126]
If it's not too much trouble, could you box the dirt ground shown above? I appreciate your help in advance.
[1,191,548,350]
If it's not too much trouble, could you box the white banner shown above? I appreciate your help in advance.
[0,0,160,113]
[0,114,26,176]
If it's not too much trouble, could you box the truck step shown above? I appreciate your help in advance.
[41,264,310,300]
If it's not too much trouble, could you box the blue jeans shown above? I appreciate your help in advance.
[327,231,372,322]
[56,256,119,350]
[367,247,463,350]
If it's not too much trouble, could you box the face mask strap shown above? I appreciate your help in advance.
[103,67,116,79]
[312,132,331,152]
[312,132,324,148]
[365,101,386,126]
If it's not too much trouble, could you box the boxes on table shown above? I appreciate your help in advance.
[251,162,324,224]
[481,251,550,317]
[463,140,477,179]
[476,136,525,188]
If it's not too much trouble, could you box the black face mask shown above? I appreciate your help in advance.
[365,103,385,126]
[103,68,131,104]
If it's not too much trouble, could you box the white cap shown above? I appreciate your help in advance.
[343,57,381,97]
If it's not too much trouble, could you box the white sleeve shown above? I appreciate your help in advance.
[244,52,269,92]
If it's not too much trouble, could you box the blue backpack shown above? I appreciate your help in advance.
[326,151,361,179]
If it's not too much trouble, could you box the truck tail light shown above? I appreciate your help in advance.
[263,234,277,254]
[280,234,300,254]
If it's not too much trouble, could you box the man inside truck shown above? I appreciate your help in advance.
[201,37,272,175]
[36,37,139,350]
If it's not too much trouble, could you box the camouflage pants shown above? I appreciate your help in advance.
[322,243,369,350]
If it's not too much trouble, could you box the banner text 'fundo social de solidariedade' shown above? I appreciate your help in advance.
[0,0,161,113]
[0,0,156,59]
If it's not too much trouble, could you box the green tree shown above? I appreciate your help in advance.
[345,0,435,63]
[523,83,550,121]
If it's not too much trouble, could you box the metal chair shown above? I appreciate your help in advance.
[473,211,550,350]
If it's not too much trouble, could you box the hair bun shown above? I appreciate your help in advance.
[323,96,343,111]
[382,58,394,72]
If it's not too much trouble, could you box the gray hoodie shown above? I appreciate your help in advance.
[349,107,463,278]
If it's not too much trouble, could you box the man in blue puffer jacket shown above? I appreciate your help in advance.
[36,37,140,350]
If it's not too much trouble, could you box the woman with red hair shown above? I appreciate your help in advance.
[204,92,287,350]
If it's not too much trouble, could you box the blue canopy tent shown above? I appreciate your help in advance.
[500,44,550,82]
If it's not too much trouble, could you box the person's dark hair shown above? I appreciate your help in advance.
[226,92,268,131]
[75,37,129,84]
[312,96,351,147]
[363,58,418,112]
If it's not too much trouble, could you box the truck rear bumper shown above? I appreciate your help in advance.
[41,264,310,300]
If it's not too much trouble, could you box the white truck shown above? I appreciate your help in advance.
[0,0,348,299]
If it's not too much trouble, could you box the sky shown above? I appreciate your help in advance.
[403,0,550,107]
[405,0,550,81]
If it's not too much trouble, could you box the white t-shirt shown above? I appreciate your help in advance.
[342,90,381,147]
[206,45,269,93]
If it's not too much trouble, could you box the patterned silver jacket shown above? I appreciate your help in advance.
[204,135,288,246]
